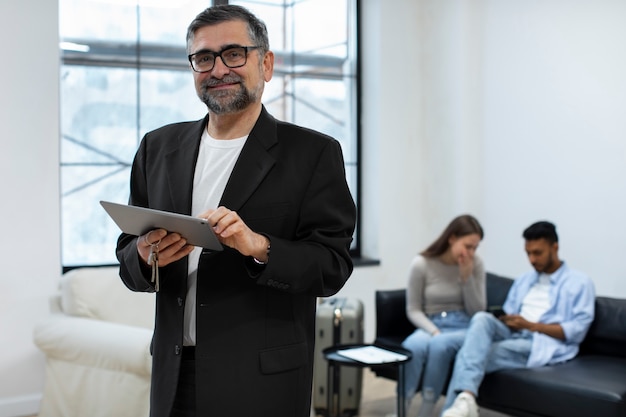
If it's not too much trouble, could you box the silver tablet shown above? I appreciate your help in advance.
[100,201,223,250]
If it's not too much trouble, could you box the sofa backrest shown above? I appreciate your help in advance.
[579,296,626,358]
[375,272,513,345]
[375,289,414,346]
[485,272,513,309]
[60,266,155,329]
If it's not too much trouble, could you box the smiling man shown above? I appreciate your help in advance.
[115,5,356,417]
[441,221,595,417]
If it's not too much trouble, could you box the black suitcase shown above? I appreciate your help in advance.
[313,297,364,417]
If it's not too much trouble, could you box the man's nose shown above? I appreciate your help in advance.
[211,56,231,76]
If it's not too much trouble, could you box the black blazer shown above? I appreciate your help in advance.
[117,107,356,417]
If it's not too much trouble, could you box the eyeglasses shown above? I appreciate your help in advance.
[188,45,260,73]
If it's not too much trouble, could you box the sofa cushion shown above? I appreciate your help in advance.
[478,355,626,417]
[61,266,155,329]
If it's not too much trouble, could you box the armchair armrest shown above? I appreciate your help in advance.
[33,315,152,377]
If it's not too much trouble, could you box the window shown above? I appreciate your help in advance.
[59,0,360,267]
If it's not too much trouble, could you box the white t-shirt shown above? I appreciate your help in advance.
[519,272,551,323]
[183,129,246,346]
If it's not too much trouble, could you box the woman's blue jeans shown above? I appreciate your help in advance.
[400,311,471,402]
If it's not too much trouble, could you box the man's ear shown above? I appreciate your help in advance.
[262,50,274,82]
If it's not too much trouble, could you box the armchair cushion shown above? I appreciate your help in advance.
[33,266,154,417]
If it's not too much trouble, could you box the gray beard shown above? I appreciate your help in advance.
[199,78,258,114]
[201,86,252,114]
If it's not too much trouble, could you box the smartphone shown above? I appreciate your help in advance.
[488,306,506,318]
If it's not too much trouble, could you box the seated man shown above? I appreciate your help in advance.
[441,221,595,417]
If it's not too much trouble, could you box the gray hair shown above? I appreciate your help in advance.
[186,5,270,55]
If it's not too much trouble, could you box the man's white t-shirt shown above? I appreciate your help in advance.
[520,272,551,323]
[183,130,246,346]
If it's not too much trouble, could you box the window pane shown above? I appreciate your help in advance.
[60,0,360,266]
[60,0,138,42]
[60,66,137,265]
[138,69,206,133]
[60,0,206,44]
[235,0,358,251]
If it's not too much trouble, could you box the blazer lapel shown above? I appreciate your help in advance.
[220,108,277,211]
[164,118,206,214]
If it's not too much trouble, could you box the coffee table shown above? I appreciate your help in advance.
[322,343,412,417]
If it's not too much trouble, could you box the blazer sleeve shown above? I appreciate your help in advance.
[116,134,156,293]
[253,138,356,297]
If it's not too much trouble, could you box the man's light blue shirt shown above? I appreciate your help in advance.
[503,261,595,367]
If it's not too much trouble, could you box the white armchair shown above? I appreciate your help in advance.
[33,266,155,417]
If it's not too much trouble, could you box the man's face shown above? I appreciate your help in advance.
[189,20,274,114]
[525,238,559,274]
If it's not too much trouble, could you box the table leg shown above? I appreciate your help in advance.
[326,361,335,417]
[397,363,406,417]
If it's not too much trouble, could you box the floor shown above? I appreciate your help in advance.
[25,370,513,417]
[319,368,513,417]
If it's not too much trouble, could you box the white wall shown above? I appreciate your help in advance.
[342,0,626,342]
[0,0,60,416]
[479,0,626,295]
[2,0,626,416]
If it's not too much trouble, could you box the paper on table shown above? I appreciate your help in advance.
[336,345,408,364]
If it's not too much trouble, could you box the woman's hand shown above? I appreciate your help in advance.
[458,252,474,282]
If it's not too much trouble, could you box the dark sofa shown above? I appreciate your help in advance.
[373,273,626,417]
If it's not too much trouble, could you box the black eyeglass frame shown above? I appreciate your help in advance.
[188,45,261,73]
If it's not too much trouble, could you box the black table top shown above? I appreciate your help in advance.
[322,343,412,367]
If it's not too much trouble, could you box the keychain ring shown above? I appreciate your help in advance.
[145,231,162,246]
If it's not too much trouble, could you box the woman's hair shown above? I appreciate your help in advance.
[186,4,270,55]
[421,214,484,258]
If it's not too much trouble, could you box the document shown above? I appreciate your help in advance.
[336,345,408,364]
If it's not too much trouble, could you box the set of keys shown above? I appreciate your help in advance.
[147,240,161,292]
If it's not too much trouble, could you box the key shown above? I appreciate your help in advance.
[147,245,155,266]
[148,242,160,292]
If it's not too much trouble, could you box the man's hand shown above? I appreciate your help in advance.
[500,314,566,340]
[200,207,269,262]
[136,229,194,267]
[500,314,531,331]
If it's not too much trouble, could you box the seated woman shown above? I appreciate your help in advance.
[401,214,486,417]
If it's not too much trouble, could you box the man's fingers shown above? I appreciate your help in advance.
[142,229,168,246]
[160,243,194,266]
